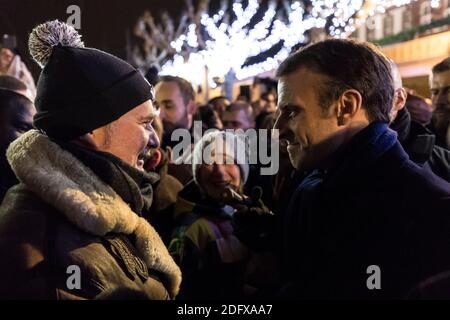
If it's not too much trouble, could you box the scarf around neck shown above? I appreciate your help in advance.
[56,141,159,215]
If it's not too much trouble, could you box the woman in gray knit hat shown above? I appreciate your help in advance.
[168,130,251,299]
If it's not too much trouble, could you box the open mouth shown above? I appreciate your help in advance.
[137,149,151,168]
[210,180,231,188]
[138,148,150,161]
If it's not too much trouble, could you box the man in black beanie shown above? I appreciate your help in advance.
[0,20,181,299]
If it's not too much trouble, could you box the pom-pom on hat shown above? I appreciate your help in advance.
[29,20,154,140]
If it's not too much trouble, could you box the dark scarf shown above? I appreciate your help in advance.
[50,141,165,286]
[56,141,159,216]
[323,121,398,188]
[391,108,436,164]
[390,107,411,143]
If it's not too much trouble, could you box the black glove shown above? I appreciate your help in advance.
[231,187,275,252]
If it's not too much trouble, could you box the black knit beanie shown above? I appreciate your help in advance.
[29,20,153,140]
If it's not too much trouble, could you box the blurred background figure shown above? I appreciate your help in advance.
[236,94,249,103]
[0,87,36,202]
[155,75,196,149]
[251,99,264,119]
[155,75,197,185]
[260,92,277,114]
[429,57,450,150]
[404,90,433,126]
[208,95,230,120]
[144,65,159,86]
[168,131,249,299]
[255,92,277,130]
[193,104,223,131]
[222,101,254,130]
[143,116,183,244]
[0,75,33,101]
[390,60,450,181]
[0,35,36,100]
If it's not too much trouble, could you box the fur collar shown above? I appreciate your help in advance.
[7,130,181,298]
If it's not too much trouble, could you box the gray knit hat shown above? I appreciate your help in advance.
[192,130,249,186]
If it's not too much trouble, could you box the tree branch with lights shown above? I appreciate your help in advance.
[130,0,437,88]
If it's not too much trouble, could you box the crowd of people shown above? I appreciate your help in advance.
[0,20,449,300]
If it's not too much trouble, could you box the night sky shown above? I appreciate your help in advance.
[0,0,187,77]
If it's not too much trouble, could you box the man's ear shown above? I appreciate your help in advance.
[393,88,407,113]
[70,132,98,150]
[336,89,362,126]
[187,100,197,116]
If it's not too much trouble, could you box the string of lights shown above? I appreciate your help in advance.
[161,0,441,87]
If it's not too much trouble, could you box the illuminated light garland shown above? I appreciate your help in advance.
[162,0,441,86]
[431,0,440,7]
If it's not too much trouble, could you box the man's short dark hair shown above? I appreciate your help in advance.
[260,92,275,102]
[276,39,394,123]
[225,101,254,121]
[432,57,450,74]
[159,75,195,106]
[208,96,228,105]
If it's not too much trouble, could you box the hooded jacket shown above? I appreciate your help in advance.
[391,108,450,182]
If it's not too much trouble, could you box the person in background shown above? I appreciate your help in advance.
[255,92,277,130]
[154,75,196,149]
[0,87,35,202]
[168,131,250,299]
[155,75,197,186]
[222,101,254,131]
[251,99,264,119]
[143,116,183,245]
[208,95,230,120]
[144,65,159,86]
[404,90,433,126]
[236,94,250,103]
[429,57,450,149]
[0,75,33,101]
[389,61,450,181]
[0,35,36,99]
[261,92,277,114]
[193,104,223,131]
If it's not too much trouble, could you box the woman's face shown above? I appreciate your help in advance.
[0,48,14,72]
[197,152,241,202]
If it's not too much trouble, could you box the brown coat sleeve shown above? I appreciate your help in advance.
[0,184,50,298]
